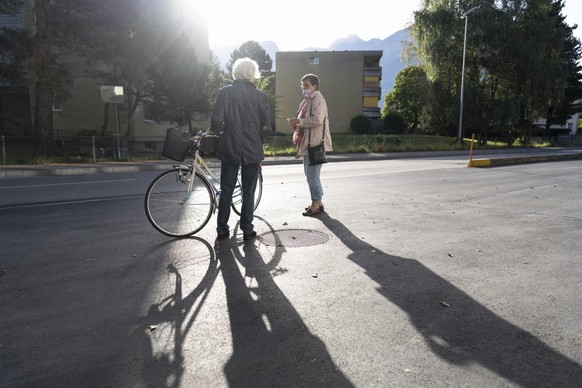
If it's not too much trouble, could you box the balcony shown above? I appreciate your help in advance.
[363,108,381,119]
[363,87,381,97]
[363,67,382,78]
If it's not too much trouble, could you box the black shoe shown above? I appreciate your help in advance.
[243,231,257,241]
[302,207,322,217]
[217,231,229,240]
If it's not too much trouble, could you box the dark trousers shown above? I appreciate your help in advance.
[217,161,259,235]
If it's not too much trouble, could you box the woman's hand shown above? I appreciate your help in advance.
[292,129,302,145]
[288,118,300,128]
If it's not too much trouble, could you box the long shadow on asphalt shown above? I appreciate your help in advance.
[125,237,221,387]
[318,215,582,386]
[214,233,354,387]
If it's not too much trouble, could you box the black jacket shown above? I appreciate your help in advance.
[210,80,271,164]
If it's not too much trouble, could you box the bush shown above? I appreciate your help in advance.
[351,115,372,134]
[383,112,407,134]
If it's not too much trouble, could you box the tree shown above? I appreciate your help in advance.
[1,0,220,154]
[82,0,186,138]
[412,0,581,139]
[225,40,273,76]
[255,74,276,130]
[382,66,429,131]
[146,33,211,132]
[222,41,275,129]
[543,0,582,134]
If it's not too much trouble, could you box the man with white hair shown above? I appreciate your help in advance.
[210,57,271,241]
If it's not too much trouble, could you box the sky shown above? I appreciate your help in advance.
[191,0,582,51]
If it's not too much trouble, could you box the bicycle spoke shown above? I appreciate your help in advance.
[145,169,213,237]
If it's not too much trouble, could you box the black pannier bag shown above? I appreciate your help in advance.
[161,128,195,161]
[199,134,220,157]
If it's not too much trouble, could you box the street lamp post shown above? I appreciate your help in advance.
[458,6,480,146]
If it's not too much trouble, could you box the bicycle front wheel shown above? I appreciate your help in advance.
[231,171,263,216]
[145,168,214,237]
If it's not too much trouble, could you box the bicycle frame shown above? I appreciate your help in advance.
[175,148,221,212]
[177,143,256,214]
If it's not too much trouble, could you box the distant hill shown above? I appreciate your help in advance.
[210,29,413,106]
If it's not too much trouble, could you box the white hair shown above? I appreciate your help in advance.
[232,57,261,81]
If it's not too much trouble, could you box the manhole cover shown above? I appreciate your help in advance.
[259,229,330,247]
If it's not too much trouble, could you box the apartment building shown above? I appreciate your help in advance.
[0,1,209,154]
[275,50,383,133]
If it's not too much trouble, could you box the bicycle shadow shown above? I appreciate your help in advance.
[125,237,220,388]
[317,215,582,386]
[215,234,354,387]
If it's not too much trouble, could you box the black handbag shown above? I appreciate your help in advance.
[307,118,327,166]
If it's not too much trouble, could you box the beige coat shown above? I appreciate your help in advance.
[295,90,333,157]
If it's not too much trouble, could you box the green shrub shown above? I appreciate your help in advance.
[383,112,406,134]
[351,115,372,134]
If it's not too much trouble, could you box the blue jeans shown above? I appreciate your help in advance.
[303,155,323,201]
[217,161,259,235]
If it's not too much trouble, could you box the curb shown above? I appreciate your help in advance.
[2,149,582,178]
[0,162,174,179]
[467,152,582,167]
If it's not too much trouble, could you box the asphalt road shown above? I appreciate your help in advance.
[1,156,581,387]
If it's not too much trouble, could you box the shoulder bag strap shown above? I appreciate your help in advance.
[307,102,327,145]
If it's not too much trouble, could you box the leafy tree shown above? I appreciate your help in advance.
[0,14,33,84]
[255,74,276,130]
[0,0,76,156]
[82,0,186,137]
[226,40,273,76]
[222,41,275,129]
[543,0,582,134]
[1,0,221,154]
[412,0,580,140]
[206,54,227,114]
[146,33,211,132]
[382,66,429,131]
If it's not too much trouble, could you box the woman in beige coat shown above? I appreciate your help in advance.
[288,74,333,216]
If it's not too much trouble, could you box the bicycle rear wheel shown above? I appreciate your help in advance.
[231,171,263,216]
[145,168,214,237]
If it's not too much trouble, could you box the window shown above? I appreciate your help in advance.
[144,141,157,151]
[142,101,156,122]
[309,57,320,65]
[52,100,63,112]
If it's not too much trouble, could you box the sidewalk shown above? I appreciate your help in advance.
[2,147,582,179]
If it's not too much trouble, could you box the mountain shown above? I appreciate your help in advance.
[209,28,413,105]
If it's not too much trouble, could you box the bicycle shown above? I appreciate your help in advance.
[144,128,263,238]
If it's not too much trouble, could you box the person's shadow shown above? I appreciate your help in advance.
[215,235,354,387]
[318,215,582,386]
